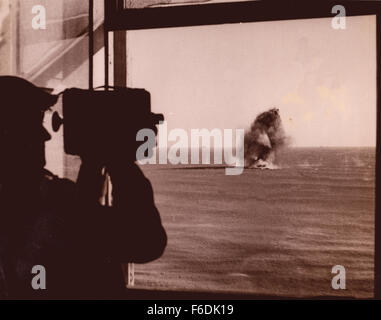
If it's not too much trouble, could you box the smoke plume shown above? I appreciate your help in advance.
[244,108,288,169]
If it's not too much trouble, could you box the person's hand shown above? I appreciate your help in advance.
[76,155,107,205]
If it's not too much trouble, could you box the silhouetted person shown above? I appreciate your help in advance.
[0,76,167,299]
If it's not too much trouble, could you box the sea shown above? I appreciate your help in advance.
[65,147,376,298]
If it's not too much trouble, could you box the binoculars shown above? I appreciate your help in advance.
[52,88,164,157]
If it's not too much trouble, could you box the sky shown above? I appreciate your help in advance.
[126,15,376,147]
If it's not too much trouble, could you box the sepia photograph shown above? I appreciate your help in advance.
[0,0,379,305]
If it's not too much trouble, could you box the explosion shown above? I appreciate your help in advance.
[244,108,287,169]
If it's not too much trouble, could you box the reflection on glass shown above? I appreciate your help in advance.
[0,0,105,178]
[0,0,11,75]
[123,0,257,9]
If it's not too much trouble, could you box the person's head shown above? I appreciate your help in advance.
[0,76,58,181]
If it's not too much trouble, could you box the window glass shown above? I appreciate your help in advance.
[0,0,104,179]
[123,0,257,9]
[127,16,376,298]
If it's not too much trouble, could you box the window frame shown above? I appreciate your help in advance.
[101,0,381,299]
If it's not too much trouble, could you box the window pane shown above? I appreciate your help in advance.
[127,16,376,298]
[123,0,257,9]
[0,0,104,179]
